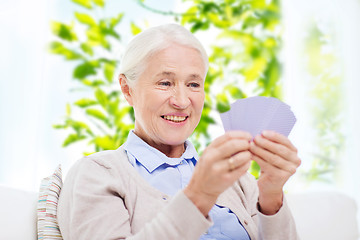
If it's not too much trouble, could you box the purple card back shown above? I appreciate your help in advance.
[219,96,296,137]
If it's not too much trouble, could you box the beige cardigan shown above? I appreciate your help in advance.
[57,146,299,240]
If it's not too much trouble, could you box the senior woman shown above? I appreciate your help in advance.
[57,24,301,240]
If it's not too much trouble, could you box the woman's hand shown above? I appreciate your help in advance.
[249,130,301,215]
[184,131,253,217]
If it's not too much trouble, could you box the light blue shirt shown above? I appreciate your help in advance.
[123,131,250,240]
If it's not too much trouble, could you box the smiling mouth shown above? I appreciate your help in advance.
[161,115,188,123]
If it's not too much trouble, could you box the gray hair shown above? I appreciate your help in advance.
[119,23,208,86]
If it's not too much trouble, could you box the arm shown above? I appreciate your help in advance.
[184,131,253,217]
[249,130,301,239]
[257,196,300,240]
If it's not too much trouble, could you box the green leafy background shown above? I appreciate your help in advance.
[51,0,340,180]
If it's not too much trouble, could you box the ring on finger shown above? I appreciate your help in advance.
[228,157,236,171]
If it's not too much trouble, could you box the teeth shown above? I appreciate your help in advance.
[163,115,187,122]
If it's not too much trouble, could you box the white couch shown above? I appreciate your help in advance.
[0,184,359,240]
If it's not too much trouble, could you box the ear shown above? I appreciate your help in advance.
[119,74,134,106]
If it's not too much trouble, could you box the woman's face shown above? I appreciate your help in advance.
[125,44,206,155]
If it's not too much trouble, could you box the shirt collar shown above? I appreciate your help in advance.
[123,130,198,173]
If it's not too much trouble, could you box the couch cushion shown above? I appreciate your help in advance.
[37,164,63,239]
[0,184,38,240]
[287,191,359,240]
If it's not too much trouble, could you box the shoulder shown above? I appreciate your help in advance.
[86,147,128,167]
[78,146,127,169]
[64,147,131,186]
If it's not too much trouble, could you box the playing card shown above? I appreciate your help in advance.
[219,96,296,137]
[220,110,231,131]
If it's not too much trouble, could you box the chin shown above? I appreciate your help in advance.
[162,136,187,146]
[160,132,189,146]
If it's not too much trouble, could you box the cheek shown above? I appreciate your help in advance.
[190,94,205,119]
[144,91,170,112]
[194,93,205,110]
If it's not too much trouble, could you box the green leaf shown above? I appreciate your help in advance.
[207,12,231,28]
[130,22,142,35]
[225,85,246,99]
[66,119,91,134]
[215,93,230,113]
[92,0,104,7]
[49,41,83,60]
[53,124,67,129]
[63,133,87,147]
[83,151,96,156]
[249,161,260,179]
[94,136,117,150]
[73,62,97,79]
[114,106,132,128]
[109,99,120,115]
[66,103,71,116]
[243,57,268,82]
[94,88,108,108]
[80,43,94,56]
[74,98,97,107]
[104,62,115,82]
[201,115,216,124]
[86,108,107,121]
[72,0,92,9]
[86,26,111,49]
[51,21,77,41]
[75,12,97,26]
[110,13,124,28]
[81,79,105,87]
[190,21,210,33]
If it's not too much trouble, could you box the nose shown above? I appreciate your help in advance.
[170,86,191,109]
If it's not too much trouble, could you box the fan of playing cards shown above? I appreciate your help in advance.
[220,96,296,137]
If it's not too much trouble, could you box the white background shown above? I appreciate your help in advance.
[0,0,359,226]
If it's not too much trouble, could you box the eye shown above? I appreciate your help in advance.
[188,82,200,88]
[159,81,171,87]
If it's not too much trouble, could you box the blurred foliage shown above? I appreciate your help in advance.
[51,0,283,177]
[302,23,344,182]
[177,0,282,177]
[51,0,133,155]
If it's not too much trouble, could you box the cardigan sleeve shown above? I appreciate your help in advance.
[237,173,300,240]
[57,156,212,240]
[257,197,300,240]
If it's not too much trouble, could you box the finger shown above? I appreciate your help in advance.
[250,141,298,174]
[223,156,252,181]
[252,154,296,176]
[230,151,252,170]
[208,131,252,149]
[221,138,251,158]
[230,159,252,178]
[214,151,252,173]
[205,137,251,162]
[261,130,298,153]
[253,135,299,165]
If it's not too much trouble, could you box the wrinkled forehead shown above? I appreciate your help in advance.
[141,45,207,79]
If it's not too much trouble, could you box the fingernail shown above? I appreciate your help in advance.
[262,130,271,137]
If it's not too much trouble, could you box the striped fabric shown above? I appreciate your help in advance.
[37,165,63,240]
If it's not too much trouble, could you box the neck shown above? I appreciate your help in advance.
[154,143,185,158]
[133,131,185,158]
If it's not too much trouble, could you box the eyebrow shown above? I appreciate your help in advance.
[155,71,175,78]
[188,74,203,80]
[155,71,203,80]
